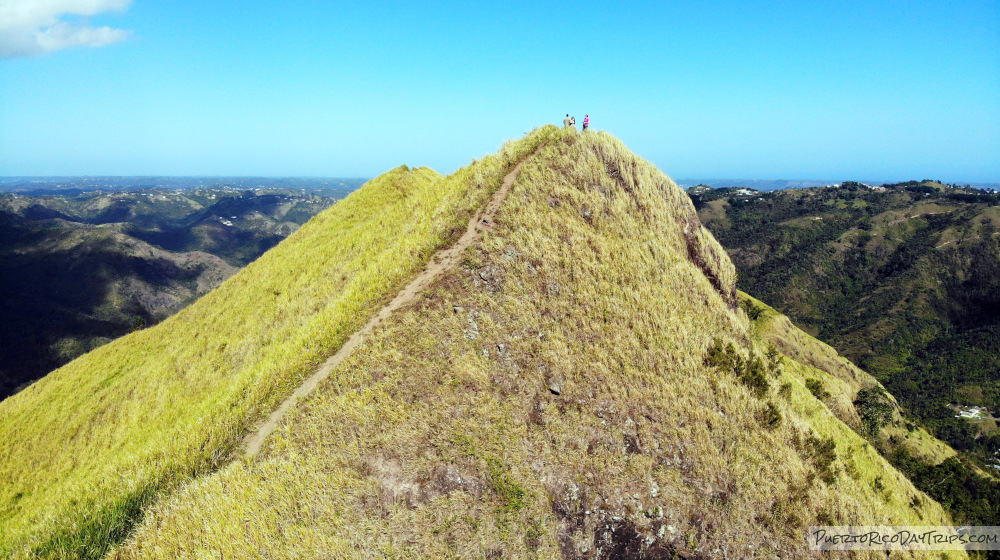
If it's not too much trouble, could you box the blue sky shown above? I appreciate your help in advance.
[1,0,997,182]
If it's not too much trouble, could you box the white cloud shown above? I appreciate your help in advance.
[0,0,132,58]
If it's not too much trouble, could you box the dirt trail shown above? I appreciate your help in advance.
[243,153,534,457]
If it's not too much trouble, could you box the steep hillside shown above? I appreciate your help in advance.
[0,127,550,559]
[104,131,958,559]
[741,293,957,464]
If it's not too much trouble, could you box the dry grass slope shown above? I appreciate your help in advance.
[111,131,959,559]
[0,127,555,559]
[741,292,957,465]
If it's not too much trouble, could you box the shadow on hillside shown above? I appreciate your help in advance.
[0,230,201,400]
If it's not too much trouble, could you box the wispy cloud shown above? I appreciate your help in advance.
[0,0,132,58]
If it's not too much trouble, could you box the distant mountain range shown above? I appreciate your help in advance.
[677,178,1000,192]
[8,176,995,195]
[0,176,368,197]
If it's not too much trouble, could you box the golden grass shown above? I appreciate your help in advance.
[111,131,959,559]
[0,127,556,559]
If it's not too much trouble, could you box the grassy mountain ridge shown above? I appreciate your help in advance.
[741,293,956,465]
[0,127,552,559]
[103,131,958,558]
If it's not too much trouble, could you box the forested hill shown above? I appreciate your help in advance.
[693,181,1000,464]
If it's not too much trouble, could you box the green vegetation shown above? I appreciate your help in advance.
[107,131,956,558]
[0,128,553,559]
[486,456,529,514]
[806,378,830,400]
[889,451,1000,525]
[855,386,894,438]
[804,433,838,486]
[704,338,770,397]
[760,401,783,430]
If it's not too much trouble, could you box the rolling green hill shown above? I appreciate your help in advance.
[1,187,338,267]
[0,130,967,559]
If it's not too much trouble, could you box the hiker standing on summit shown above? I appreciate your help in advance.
[563,114,572,128]
[583,114,590,131]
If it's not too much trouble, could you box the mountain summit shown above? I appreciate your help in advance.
[0,127,960,559]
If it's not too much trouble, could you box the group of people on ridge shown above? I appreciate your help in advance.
[563,113,590,130]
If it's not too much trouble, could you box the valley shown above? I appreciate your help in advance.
[0,184,349,400]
